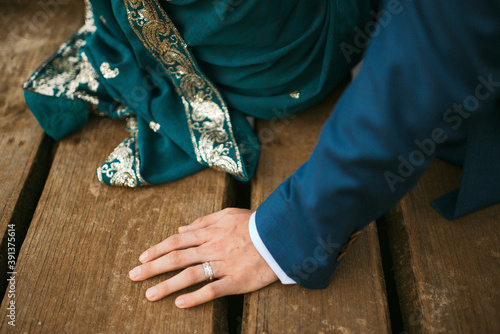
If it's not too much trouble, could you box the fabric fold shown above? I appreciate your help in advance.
[22,0,375,187]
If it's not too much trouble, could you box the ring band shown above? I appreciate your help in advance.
[203,262,214,282]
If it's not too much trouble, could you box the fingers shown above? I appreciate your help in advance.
[175,279,230,308]
[130,208,258,308]
[139,229,208,263]
[145,262,223,302]
[130,247,204,281]
[178,209,231,233]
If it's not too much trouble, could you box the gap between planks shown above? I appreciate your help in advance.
[0,2,84,302]
[386,159,500,333]
[0,117,234,333]
[243,78,392,334]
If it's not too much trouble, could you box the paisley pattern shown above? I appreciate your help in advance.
[123,0,247,179]
[24,0,145,188]
[96,118,149,187]
[23,0,252,188]
[23,0,99,105]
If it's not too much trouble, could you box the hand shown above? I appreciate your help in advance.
[128,208,278,308]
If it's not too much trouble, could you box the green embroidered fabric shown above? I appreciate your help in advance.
[23,0,374,187]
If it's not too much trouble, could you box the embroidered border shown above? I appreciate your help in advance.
[123,0,247,180]
[96,117,149,187]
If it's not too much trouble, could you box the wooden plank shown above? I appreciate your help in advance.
[0,2,84,290]
[0,2,84,246]
[0,116,230,332]
[243,80,391,333]
[386,159,500,333]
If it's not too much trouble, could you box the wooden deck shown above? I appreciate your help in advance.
[1,2,499,333]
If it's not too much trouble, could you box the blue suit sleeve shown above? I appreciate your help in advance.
[255,0,500,289]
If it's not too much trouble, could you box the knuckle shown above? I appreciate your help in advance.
[146,246,156,259]
[142,262,151,275]
[184,267,199,283]
[207,241,225,254]
[209,242,220,253]
[232,275,245,287]
[197,216,207,225]
[194,229,208,242]
[169,250,182,265]
[222,207,234,215]
[207,226,220,240]
[168,235,180,249]
[205,285,218,299]
[154,282,166,297]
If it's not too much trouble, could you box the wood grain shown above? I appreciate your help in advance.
[0,3,84,290]
[386,159,500,333]
[242,80,391,334]
[0,117,230,333]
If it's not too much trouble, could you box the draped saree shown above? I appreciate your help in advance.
[23,0,375,187]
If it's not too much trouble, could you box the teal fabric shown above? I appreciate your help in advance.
[164,0,373,118]
[24,91,88,141]
[23,0,376,186]
[431,107,500,219]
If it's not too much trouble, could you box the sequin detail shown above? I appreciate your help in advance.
[290,90,300,99]
[116,105,134,118]
[83,0,97,34]
[124,0,247,180]
[149,121,160,132]
[100,62,119,79]
[96,118,149,187]
[23,1,99,106]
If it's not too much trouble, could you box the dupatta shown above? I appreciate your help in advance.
[23,0,373,187]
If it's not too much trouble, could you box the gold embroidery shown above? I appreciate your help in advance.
[149,121,160,132]
[96,118,149,187]
[290,90,300,99]
[116,105,134,118]
[123,0,246,179]
[23,1,99,105]
[24,47,100,106]
[100,62,120,79]
[83,0,97,34]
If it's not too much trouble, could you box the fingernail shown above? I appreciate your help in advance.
[146,287,157,299]
[129,266,141,279]
[139,251,148,262]
[175,298,185,308]
[178,226,188,232]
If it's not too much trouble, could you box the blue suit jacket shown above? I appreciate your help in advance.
[255,0,500,289]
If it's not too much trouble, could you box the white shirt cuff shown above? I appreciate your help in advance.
[248,211,296,284]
